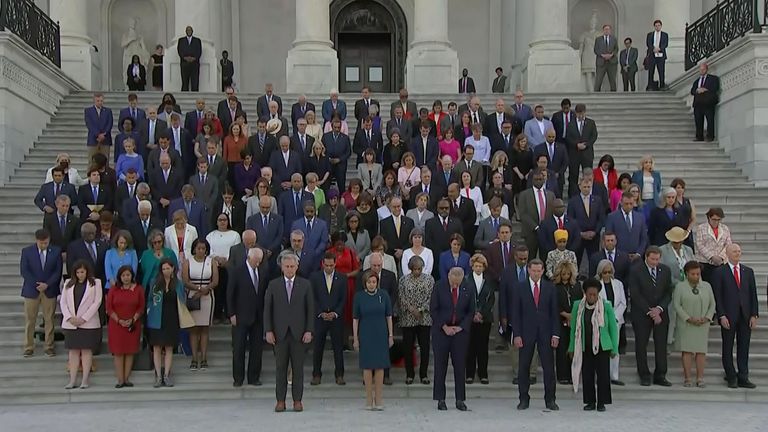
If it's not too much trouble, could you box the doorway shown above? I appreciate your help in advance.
[338,33,390,93]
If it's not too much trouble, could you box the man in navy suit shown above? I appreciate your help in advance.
[129,200,163,256]
[247,119,278,168]
[290,95,315,132]
[690,63,720,141]
[66,222,107,284]
[537,198,580,260]
[533,129,568,195]
[511,259,559,410]
[550,98,575,146]
[270,136,304,187]
[117,93,146,133]
[565,104,598,197]
[646,19,669,90]
[511,90,534,126]
[20,229,62,357]
[588,231,630,283]
[352,116,384,163]
[168,113,196,178]
[277,174,314,242]
[78,167,113,224]
[149,154,185,222]
[177,26,202,91]
[353,86,380,122]
[227,247,268,386]
[184,98,207,135]
[34,166,78,214]
[431,267,475,411]
[605,191,648,261]
[484,98,508,147]
[84,93,113,160]
[168,184,209,236]
[42,195,79,253]
[285,231,317,279]
[322,119,351,190]
[256,83,283,119]
[246,196,284,270]
[310,253,347,385]
[433,156,459,192]
[321,90,347,126]
[291,202,329,267]
[411,122,439,168]
[712,244,759,388]
[290,118,315,157]
[568,178,606,264]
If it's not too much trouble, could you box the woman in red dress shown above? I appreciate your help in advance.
[106,265,145,388]
[327,232,361,329]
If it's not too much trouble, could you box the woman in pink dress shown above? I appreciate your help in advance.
[439,127,461,165]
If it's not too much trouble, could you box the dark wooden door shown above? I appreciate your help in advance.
[338,33,391,93]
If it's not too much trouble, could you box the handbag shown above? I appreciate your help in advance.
[185,257,208,311]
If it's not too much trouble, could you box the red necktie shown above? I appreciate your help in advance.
[537,189,546,221]
[451,286,458,324]
[734,265,741,289]
[557,217,564,230]
[443,218,448,230]
[533,281,540,307]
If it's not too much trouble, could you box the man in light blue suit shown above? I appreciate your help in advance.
[321,90,348,126]
[84,93,113,161]
[604,191,648,261]
[523,105,554,148]
[291,201,329,268]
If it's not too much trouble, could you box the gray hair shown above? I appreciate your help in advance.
[407,255,425,271]
[247,247,264,261]
[448,267,465,279]
[595,259,615,279]
[136,182,150,194]
[279,251,299,266]
[137,199,153,212]
[55,194,71,205]
[290,229,305,240]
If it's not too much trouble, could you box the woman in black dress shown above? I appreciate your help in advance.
[382,131,405,174]
[553,261,582,385]
[150,44,164,90]
[126,55,146,91]
[671,177,696,250]
[509,134,534,198]
[355,192,379,240]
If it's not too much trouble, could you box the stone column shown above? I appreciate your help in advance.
[49,0,97,89]
[525,0,581,92]
[654,0,690,82]
[405,0,459,93]
[164,0,219,92]
[286,0,338,93]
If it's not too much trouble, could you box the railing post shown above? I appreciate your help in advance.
[685,22,691,71]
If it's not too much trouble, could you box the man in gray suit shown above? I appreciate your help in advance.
[492,67,509,93]
[620,37,639,92]
[474,197,510,251]
[386,106,412,146]
[265,252,314,413]
[189,157,219,210]
[202,139,227,187]
[594,24,619,92]
[518,168,555,259]
[452,145,484,189]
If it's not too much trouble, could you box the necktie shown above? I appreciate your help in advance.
[451,286,458,324]
[59,215,66,233]
[625,212,632,230]
[608,251,613,263]
[536,189,546,221]
[163,170,169,182]
[504,135,509,147]
[563,113,569,136]
[473,112,478,124]
[252,267,259,293]
[185,202,191,216]
[463,78,467,93]
[583,195,590,217]
[263,215,268,228]
[306,219,312,233]
[578,121,583,134]
[493,218,499,232]
[518,266,524,282]
[548,144,554,161]
[557,217,563,230]
[326,273,333,294]
[88,242,96,261]
[650,267,657,284]
[149,121,155,143]
[92,186,98,203]
[39,250,46,268]
[605,35,608,46]
[54,183,60,196]
[503,242,510,268]
[425,185,429,195]
[209,155,213,166]
[443,218,448,230]
[131,108,136,119]
[394,217,401,237]
[285,279,293,302]
[301,135,305,151]
[128,185,134,198]
[143,220,149,235]
[734,265,741,289]
[201,174,206,185]
[174,129,180,149]
[367,131,371,142]
[533,281,540,307]
[294,192,301,214]
[699,76,705,88]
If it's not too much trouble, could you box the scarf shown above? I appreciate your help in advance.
[571,298,605,393]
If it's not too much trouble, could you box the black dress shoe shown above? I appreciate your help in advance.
[248,380,262,386]
[640,378,651,386]
[611,380,625,386]
[727,379,738,389]
[383,376,393,386]
[465,378,474,384]
[512,377,519,385]
[597,404,606,412]
[480,378,489,385]
[546,401,559,411]
[738,379,757,389]
[583,403,596,411]
[530,376,537,384]
[437,400,447,411]
[456,401,468,411]
[558,379,570,385]
[517,400,529,410]
[233,381,243,387]
[654,378,672,387]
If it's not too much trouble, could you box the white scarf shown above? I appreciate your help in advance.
[571,298,605,393]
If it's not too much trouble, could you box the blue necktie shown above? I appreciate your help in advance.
[59,215,66,233]
[92,186,98,203]
[294,192,301,215]
[518,266,525,282]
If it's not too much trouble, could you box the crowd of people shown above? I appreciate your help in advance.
[23,78,757,413]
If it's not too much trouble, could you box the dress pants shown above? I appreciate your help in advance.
[693,104,716,140]
[583,349,612,405]
[402,325,430,379]
[275,331,307,402]
[232,320,263,384]
[510,336,539,379]
[432,328,469,402]
[214,268,229,319]
[594,63,617,92]
[332,161,348,190]
[648,57,666,89]
[574,237,599,268]
[721,313,752,382]
[180,60,200,92]
[23,293,56,352]
[567,149,594,198]
[555,323,572,382]
[466,322,491,380]
[621,68,637,91]
[518,332,556,403]
[312,317,345,378]
[632,313,669,380]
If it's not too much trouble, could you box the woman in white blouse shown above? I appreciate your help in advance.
[458,170,483,225]
[205,213,241,321]
[596,259,627,386]
[464,123,491,185]
[164,209,198,264]
[45,153,86,187]
[401,228,434,277]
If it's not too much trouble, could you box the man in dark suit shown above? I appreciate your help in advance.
[34,167,78,214]
[66,222,107,284]
[264,252,314,412]
[219,96,245,135]
[277,175,314,242]
[484,98,508,147]
[184,98,207,134]
[712,244,759,388]
[189,158,219,210]
[113,169,140,222]
[84,93,113,160]
[269,137,304,188]
[226,230,258,270]
[498,245,537,383]
[264,101,289,138]
[474,197,509,251]
[322,119,351,190]
[511,259,559,410]
[390,88,418,120]
[291,202,329,268]
[118,93,147,133]
[284,232,316,280]
[121,182,156,228]
[128,200,163,256]
[533,129,568,195]
[628,246,673,387]
[352,117,384,163]
[290,95,315,132]
[177,26,202,91]
[593,24,619,92]
[431,267,475,411]
[217,87,242,121]
[168,113,196,178]
[310,253,347,385]
[691,63,720,142]
[353,86,380,122]
[409,167,443,212]
[486,221,515,284]
[517,169,555,259]
[20,229,62,357]
[385,106,412,146]
[425,198,463,277]
[551,98,574,146]
[257,83,283,119]
[490,120,514,155]
[589,231,631,283]
[464,97,486,128]
[565,103,598,197]
[247,119,279,168]
[567,178,606,264]
[511,90,534,126]
[168,184,209,236]
[246,195,284,268]
[378,197,414,262]
[458,68,476,94]
[646,20,669,90]
[43,195,79,254]
[446,184,476,253]
[620,37,639,92]
[78,168,113,225]
[433,156,459,192]
[146,136,183,178]
[202,140,227,186]
[290,118,315,157]
[228,247,268,387]
[537,198,580,260]
[605,192,649,261]
[149,153,184,222]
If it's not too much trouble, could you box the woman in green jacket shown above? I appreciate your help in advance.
[568,278,620,412]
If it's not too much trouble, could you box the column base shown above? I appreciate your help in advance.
[525,43,581,93]
[405,43,459,93]
[663,42,685,84]
[60,42,98,90]
[163,39,218,93]
[285,45,339,93]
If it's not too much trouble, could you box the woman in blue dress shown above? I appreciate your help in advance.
[104,230,139,290]
[353,270,393,411]
[438,233,471,282]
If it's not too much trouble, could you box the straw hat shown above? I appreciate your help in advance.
[665,226,689,243]
[266,118,282,135]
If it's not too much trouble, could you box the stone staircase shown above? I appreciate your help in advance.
[0,91,766,404]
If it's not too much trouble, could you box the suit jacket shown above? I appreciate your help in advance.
[321,99,347,123]
[118,107,147,133]
[449,196,476,238]
[264,276,314,341]
[458,76,476,94]
[567,193,606,234]
[620,47,639,72]
[60,279,102,330]
[246,212,284,254]
[66,239,107,282]
[565,117,599,156]
[588,248,630,282]
[148,168,185,204]
[594,34,619,65]
[379,214,414,255]
[128,216,164,255]
[389,100,418,120]
[168,198,208,236]
[712,263,759,322]
[473,216,510,250]
[433,169,459,193]
[205,154,228,186]
[409,182,444,212]
[430,279,475,331]
[219,108,247,135]
[321,131,352,162]
[310,270,347,318]
[517,188,555,240]
[43,212,80,251]
[177,35,202,62]
[113,181,139,218]
[628,261,673,321]
[424,215,463,252]
[20,245,62,299]
[551,109,575,144]
[291,102,316,131]
[257,94,283,119]
[386,117,412,145]
[189,173,219,209]
[247,133,278,168]
[34,182,78,212]
[486,240,516,285]
[451,158,482,187]
[84,106,113,146]
[604,209,648,255]
[277,189,315,240]
[120,196,160,228]
[492,75,508,93]
[216,99,243,124]
[690,74,721,107]
[523,118,555,147]
[168,127,196,177]
[146,147,183,177]
[484,112,508,141]
[533,141,568,180]
[511,279,559,342]
[512,104,534,125]
[646,31,669,60]
[354,98,381,122]
[538,214,581,259]
[227,261,268,326]
[184,110,207,136]
[290,133,315,157]
[291,217,329,263]
[77,183,113,218]
[269,150,304,185]
[352,128,384,159]
[465,273,496,323]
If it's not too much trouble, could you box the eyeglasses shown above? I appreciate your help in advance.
[438,206,450,210]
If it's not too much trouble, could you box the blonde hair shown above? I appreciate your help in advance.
[490,150,508,170]
[552,261,578,285]
[638,154,655,171]
[470,253,488,270]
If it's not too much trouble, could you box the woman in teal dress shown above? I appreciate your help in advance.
[353,270,394,411]
[139,230,178,293]
[673,261,716,388]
